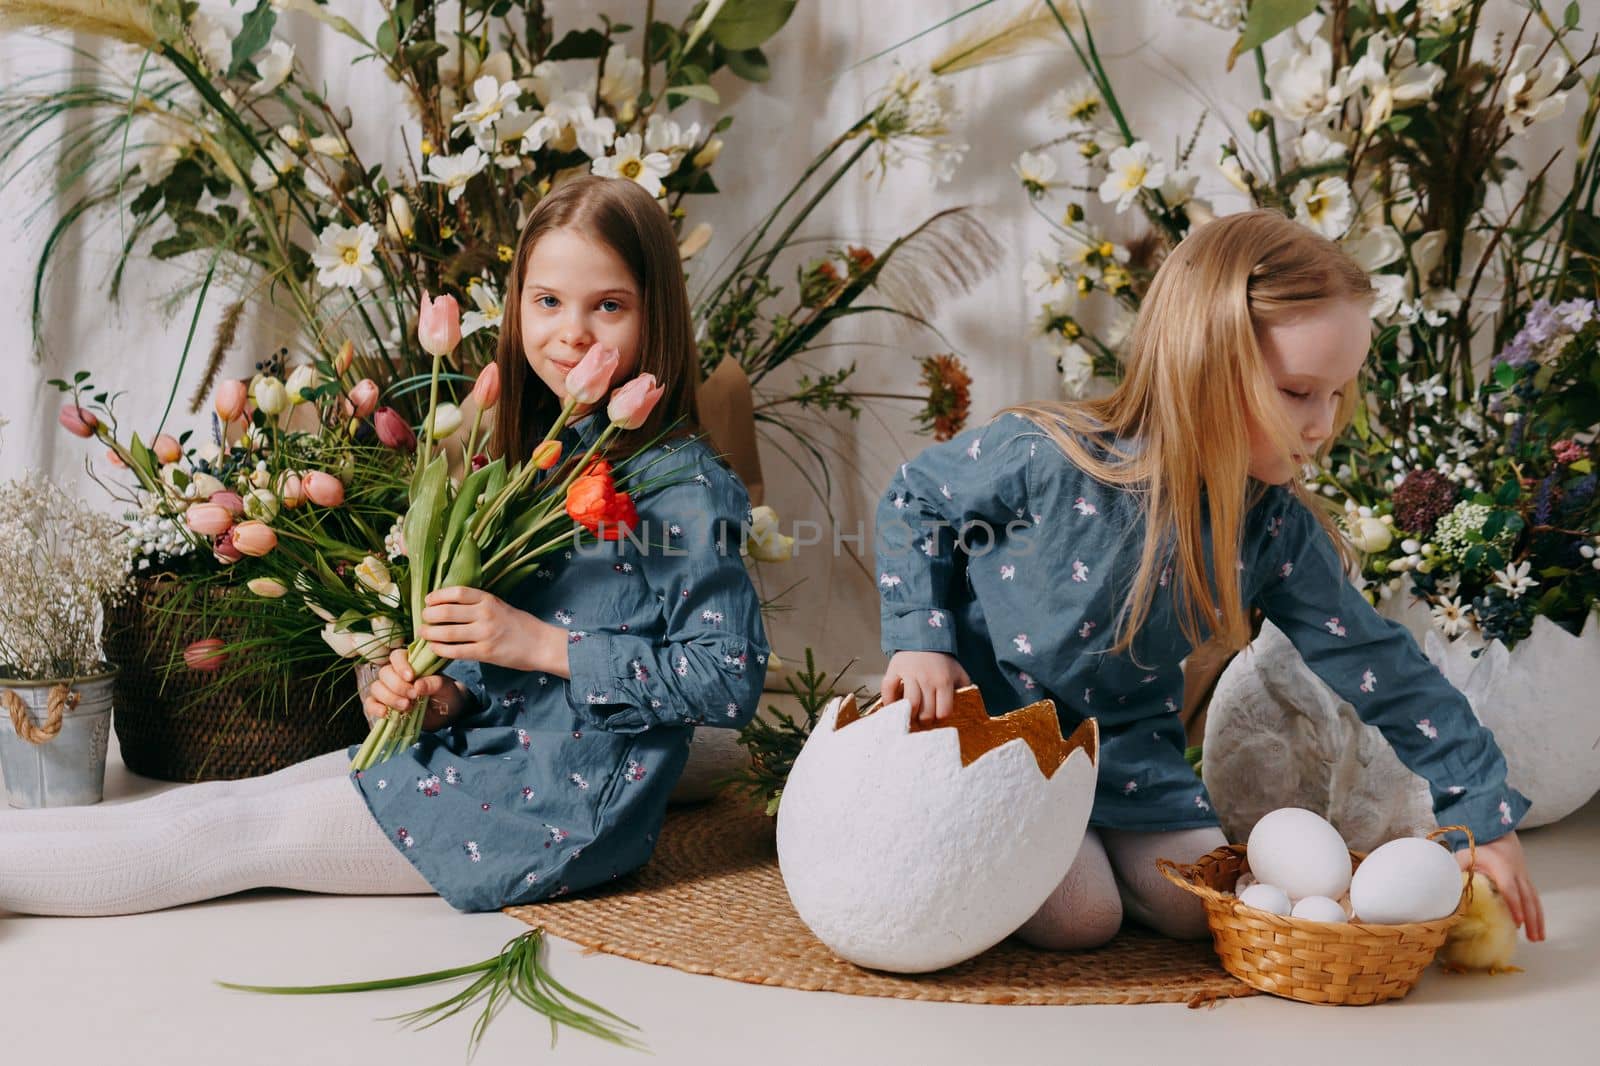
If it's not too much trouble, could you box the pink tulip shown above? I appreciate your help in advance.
[471,362,502,410]
[210,490,245,516]
[374,407,416,451]
[106,449,127,468]
[607,373,666,430]
[302,471,345,507]
[277,472,304,509]
[213,529,243,564]
[152,433,182,464]
[58,402,99,438]
[214,380,248,423]
[231,520,278,557]
[564,344,620,405]
[418,291,462,358]
[183,638,228,672]
[348,378,380,419]
[186,503,234,536]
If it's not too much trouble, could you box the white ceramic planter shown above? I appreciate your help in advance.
[776,687,1099,973]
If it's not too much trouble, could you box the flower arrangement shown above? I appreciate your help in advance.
[1006,0,1599,647]
[0,469,132,681]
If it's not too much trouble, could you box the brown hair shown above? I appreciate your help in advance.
[489,175,701,465]
[1005,209,1371,655]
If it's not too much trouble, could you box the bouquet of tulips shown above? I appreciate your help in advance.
[350,293,669,769]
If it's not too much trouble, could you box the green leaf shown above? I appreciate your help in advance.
[546,28,609,60]
[708,0,797,51]
[1571,458,1593,474]
[229,1,278,79]
[1385,114,1412,133]
[438,534,481,590]
[666,83,720,104]
[1483,510,1507,540]
[1494,361,1518,389]
[1416,36,1452,66]
[439,459,500,576]
[723,46,770,82]
[1566,1,1581,30]
[1495,479,1521,506]
[402,455,450,628]
[1228,0,1320,69]
[376,17,397,56]
[404,41,449,65]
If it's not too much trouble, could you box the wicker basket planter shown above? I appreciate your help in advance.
[1158,827,1472,1006]
[103,577,368,782]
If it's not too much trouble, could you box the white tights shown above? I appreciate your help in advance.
[1014,825,1228,950]
[0,751,433,916]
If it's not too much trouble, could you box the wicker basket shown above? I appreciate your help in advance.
[1157,826,1473,1006]
[103,577,369,782]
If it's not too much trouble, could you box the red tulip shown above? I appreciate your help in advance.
[374,407,416,451]
[183,638,228,672]
[470,452,489,471]
[418,291,462,358]
[231,520,278,557]
[302,471,345,507]
[152,434,182,464]
[471,362,502,410]
[214,380,248,423]
[348,378,380,419]
[186,503,234,536]
[606,373,665,430]
[58,402,99,438]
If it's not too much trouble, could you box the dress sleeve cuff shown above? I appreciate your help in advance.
[1433,782,1532,851]
[564,630,655,733]
[881,606,961,657]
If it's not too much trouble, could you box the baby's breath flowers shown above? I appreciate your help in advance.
[0,471,131,680]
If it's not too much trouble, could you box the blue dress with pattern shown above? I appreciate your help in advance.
[349,415,770,911]
[875,413,1530,849]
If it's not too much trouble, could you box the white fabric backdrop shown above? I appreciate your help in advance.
[1,1,1588,693]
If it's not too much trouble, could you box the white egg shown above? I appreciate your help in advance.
[1291,895,1350,923]
[1246,807,1353,901]
[1238,882,1293,916]
[1350,837,1464,924]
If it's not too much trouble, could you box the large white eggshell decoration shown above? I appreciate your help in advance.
[1350,837,1464,924]
[1246,807,1353,901]
[776,687,1099,973]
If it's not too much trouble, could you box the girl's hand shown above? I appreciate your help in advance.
[417,586,565,675]
[1459,831,1546,942]
[362,648,467,731]
[881,650,972,724]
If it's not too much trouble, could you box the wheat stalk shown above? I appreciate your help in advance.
[0,0,159,50]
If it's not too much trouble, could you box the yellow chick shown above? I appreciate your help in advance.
[1438,871,1523,975]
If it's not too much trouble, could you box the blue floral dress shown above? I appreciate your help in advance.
[875,413,1530,849]
[349,415,770,911]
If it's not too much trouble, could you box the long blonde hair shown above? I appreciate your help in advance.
[1005,209,1370,656]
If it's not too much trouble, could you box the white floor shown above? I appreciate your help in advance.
[4,719,1597,1066]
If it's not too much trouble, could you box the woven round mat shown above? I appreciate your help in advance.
[506,793,1258,1007]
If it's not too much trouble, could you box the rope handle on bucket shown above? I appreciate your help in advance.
[2,684,80,744]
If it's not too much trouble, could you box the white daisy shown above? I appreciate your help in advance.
[1098,141,1166,213]
[1047,79,1100,131]
[643,114,702,166]
[422,146,488,205]
[591,133,672,196]
[1291,175,1354,239]
[1491,560,1539,600]
[452,75,522,141]
[311,222,382,289]
[1429,595,1471,639]
[1013,151,1058,196]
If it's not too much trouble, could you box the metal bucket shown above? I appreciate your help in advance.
[0,668,117,808]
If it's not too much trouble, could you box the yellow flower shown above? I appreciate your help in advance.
[440,224,456,240]
[497,244,514,262]
[420,137,435,156]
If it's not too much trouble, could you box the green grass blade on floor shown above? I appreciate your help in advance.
[215,928,646,1057]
